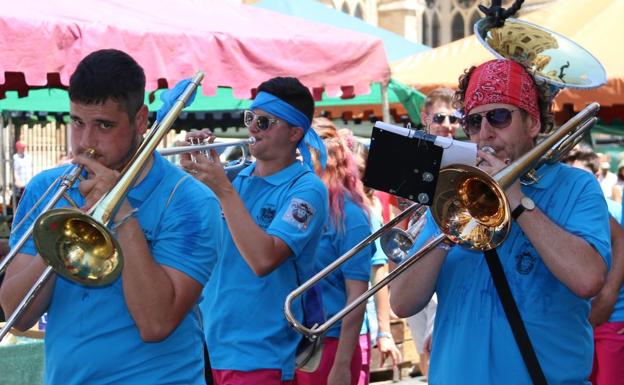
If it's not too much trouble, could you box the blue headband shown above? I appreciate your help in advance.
[250,91,326,170]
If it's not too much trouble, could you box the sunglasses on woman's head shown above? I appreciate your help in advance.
[243,110,281,131]
[461,107,520,136]
[432,113,460,124]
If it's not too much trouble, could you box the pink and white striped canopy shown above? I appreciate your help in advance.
[0,0,390,99]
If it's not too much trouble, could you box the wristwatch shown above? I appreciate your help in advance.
[511,196,535,220]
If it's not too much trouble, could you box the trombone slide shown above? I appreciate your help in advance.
[284,203,424,339]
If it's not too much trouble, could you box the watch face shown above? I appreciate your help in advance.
[521,197,535,210]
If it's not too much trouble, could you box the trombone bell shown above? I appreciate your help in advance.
[432,165,510,250]
[33,207,122,286]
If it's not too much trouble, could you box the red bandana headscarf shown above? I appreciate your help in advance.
[465,59,540,123]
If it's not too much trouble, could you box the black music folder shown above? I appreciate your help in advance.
[363,122,443,205]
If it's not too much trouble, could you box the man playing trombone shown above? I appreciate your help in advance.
[390,58,611,385]
[0,49,223,384]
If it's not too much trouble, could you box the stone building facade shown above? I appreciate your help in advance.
[247,0,555,48]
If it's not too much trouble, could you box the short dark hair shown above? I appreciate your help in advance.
[69,49,146,120]
[257,77,315,123]
[453,64,554,134]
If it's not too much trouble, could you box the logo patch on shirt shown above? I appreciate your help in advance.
[515,251,536,275]
[283,198,315,231]
[257,205,276,229]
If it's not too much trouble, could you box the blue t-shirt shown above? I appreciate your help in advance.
[363,212,386,336]
[200,161,328,381]
[315,195,373,338]
[607,198,622,224]
[409,162,611,385]
[607,200,624,322]
[10,152,223,385]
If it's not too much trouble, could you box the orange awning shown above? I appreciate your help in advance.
[391,0,623,112]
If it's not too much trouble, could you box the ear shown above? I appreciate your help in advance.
[289,126,305,144]
[420,107,429,125]
[134,105,149,136]
[526,113,541,139]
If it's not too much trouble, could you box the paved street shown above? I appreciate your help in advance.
[375,375,428,385]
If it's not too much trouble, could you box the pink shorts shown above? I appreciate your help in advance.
[357,334,371,385]
[590,321,624,385]
[212,369,293,385]
[294,335,366,385]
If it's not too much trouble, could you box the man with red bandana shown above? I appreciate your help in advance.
[390,59,611,385]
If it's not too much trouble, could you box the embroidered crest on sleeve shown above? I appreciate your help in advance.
[282,198,315,231]
[257,204,277,229]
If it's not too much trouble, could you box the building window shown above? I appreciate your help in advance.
[470,11,481,35]
[432,12,441,47]
[422,13,430,46]
[455,0,477,9]
[451,13,465,41]
[341,2,349,14]
[354,3,363,19]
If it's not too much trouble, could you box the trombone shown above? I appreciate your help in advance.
[0,72,203,342]
[284,102,599,340]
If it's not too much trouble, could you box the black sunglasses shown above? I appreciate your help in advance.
[243,110,281,131]
[432,113,460,124]
[461,108,519,136]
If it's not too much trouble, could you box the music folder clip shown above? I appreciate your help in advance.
[363,121,477,205]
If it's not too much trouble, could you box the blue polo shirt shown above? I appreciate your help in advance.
[200,161,328,381]
[608,200,624,322]
[363,212,386,336]
[10,152,222,385]
[409,162,611,385]
[315,195,372,338]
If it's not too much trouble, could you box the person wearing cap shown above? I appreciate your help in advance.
[390,59,610,385]
[13,140,33,203]
[181,77,328,385]
[597,155,618,199]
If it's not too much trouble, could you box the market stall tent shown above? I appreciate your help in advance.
[0,0,390,98]
[391,0,624,121]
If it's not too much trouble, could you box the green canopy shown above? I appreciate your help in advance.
[0,82,423,112]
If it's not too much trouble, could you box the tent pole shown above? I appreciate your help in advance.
[0,113,5,216]
[9,115,15,214]
[381,82,390,123]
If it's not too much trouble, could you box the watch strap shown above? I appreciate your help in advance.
[511,203,525,220]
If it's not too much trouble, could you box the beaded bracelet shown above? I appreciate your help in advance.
[377,331,393,340]
[111,208,139,233]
